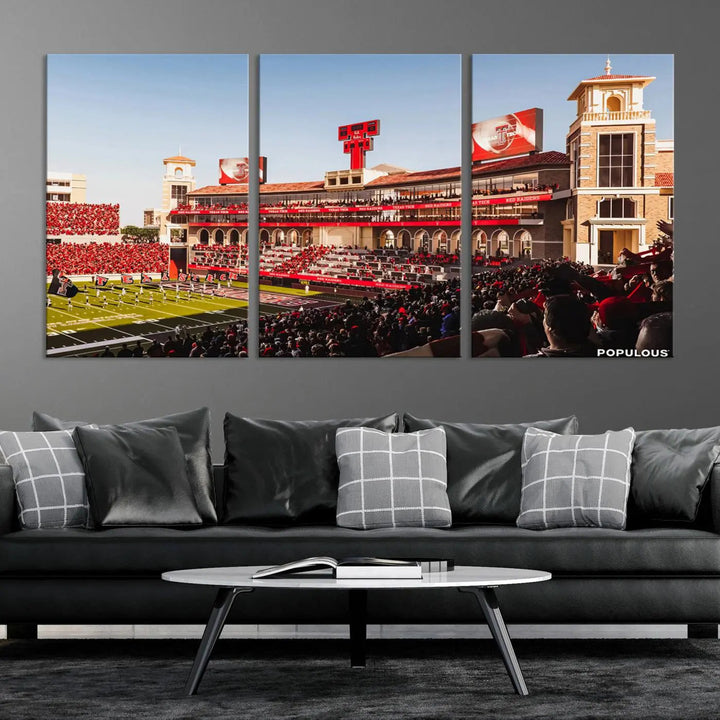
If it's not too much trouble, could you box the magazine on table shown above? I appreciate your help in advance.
[252,557,454,579]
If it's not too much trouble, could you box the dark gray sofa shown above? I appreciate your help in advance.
[2,465,720,637]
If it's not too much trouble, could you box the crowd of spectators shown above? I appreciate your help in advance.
[259,279,460,357]
[47,202,120,236]
[46,241,168,275]
[96,323,248,358]
[469,246,674,357]
[191,244,247,268]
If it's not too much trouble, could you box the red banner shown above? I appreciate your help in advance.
[472,108,543,161]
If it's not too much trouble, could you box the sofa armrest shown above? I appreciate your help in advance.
[710,463,720,534]
[0,464,15,535]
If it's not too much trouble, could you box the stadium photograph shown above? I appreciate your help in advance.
[46,54,251,358]
[249,54,462,358]
[468,54,674,358]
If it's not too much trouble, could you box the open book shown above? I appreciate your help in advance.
[252,556,422,580]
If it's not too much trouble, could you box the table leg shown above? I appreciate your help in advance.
[348,589,368,668]
[459,586,529,696]
[185,587,253,696]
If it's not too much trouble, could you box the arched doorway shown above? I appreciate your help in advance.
[302,229,313,246]
[450,229,461,254]
[240,230,248,246]
[272,229,285,246]
[514,229,532,259]
[199,228,209,245]
[491,229,509,257]
[432,229,448,253]
[229,229,240,246]
[397,229,412,249]
[259,229,270,246]
[414,229,430,252]
[287,229,299,246]
[380,229,395,248]
[213,229,224,245]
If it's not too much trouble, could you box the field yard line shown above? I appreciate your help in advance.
[46,305,139,338]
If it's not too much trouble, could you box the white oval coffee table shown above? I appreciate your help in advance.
[162,565,551,697]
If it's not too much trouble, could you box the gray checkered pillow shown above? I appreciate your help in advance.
[0,431,90,529]
[517,427,636,530]
[335,427,452,529]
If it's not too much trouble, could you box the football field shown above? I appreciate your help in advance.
[46,280,345,356]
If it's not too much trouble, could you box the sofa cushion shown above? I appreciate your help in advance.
[32,412,91,432]
[73,425,203,528]
[32,409,216,524]
[631,427,720,523]
[223,413,400,525]
[1,525,719,576]
[517,427,635,530]
[0,431,89,529]
[335,427,451,529]
[402,414,578,523]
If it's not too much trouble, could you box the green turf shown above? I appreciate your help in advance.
[46,281,248,335]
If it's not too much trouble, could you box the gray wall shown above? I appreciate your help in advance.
[0,0,714,459]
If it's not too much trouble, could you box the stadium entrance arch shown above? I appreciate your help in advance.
[515,229,532,258]
[433,229,448,253]
[472,229,487,255]
[380,230,395,248]
[397,229,411,249]
[450,229,461,253]
[414,229,430,252]
[491,229,510,257]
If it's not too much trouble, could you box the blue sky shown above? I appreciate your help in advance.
[47,55,249,226]
[48,53,672,226]
[260,55,461,182]
[472,54,674,152]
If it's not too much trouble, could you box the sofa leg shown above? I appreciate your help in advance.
[6,624,38,640]
[688,623,718,639]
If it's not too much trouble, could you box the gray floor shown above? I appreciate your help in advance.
[0,623,696,639]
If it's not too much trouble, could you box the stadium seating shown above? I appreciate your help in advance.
[46,242,168,275]
[46,202,120,236]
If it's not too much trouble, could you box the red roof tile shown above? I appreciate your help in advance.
[367,165,461,187]
[163,155,196,165]
[188,152,569,196]
[655,172,674,187]
[189,181,325,196]
[472,151,569,175]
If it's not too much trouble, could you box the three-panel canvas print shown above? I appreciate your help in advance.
[46,54,673,359]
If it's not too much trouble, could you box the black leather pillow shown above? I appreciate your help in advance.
[403,414,579,524]
[631,427,720,523]
[73,424,203,527]
[33,409,216,524]
[223,413,400,524]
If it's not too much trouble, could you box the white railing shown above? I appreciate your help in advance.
[581,110,652,122]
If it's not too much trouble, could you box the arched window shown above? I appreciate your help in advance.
[606,95,622,113]
[229,229,240,245]
[199,228,209,245]
[213,229,224,245]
